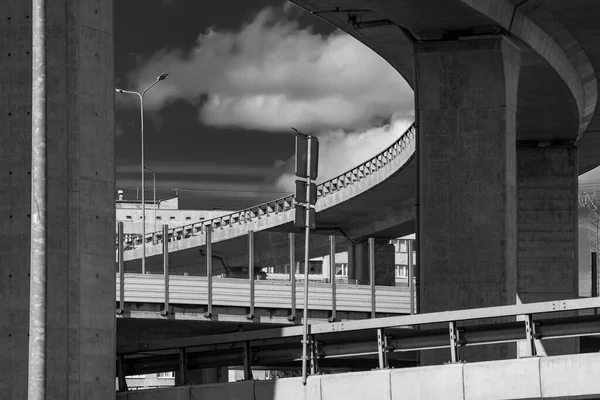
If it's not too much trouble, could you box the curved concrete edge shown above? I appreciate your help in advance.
[122,137,416,261]
[116,353,600,400]
[460,0,597,137]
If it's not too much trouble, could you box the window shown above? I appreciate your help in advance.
[185,216,191,220]
[395,264,408,278]
[334,263,348,277]
[170,216,175,220]
[156,216,162,220]
[126,215,132,220]
[297,261,323,275]
[157,371,174,379]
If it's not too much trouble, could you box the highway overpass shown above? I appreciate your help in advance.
[5,0,600,398]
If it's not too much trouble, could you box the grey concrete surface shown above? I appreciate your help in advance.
[0,0,115,398]
[116,353,600,400]
[417,36,520,363]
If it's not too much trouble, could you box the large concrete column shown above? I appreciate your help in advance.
[517,146,579,355]
[354,239,395,286]
[0,1,115,399]
[417,36,519,362]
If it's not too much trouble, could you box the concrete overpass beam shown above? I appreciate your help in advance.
[0,0,115,398]
[517,145,579,356]
[416,35,520,362]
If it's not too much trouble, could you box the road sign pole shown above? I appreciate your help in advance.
[301,135,312,385]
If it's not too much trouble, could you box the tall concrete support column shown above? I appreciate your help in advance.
[517,146,579,355]
[416,36,520,361]
[354,239,395,286]
[0,1,115,399]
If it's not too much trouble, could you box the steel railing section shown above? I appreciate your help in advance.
[115,273,412,314]
[117,296,600,380]
[119,124,416,250]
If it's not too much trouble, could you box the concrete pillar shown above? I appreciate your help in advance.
[0,1,115,399]
[416,36,520,362]
[354,239,395,286]
[517,146,579,355]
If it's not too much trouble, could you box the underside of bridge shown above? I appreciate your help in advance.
[3,0,600,398]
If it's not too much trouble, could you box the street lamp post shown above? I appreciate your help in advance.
[116,72,168,274]
[143,165,157,234]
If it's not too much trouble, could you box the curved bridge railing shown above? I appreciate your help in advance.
[121,123,416,250]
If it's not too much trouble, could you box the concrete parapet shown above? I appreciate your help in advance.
[117,353,600,400]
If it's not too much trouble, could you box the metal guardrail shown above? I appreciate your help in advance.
[115,273,414,315]
[119,124,416,250]
[117,296,600,384]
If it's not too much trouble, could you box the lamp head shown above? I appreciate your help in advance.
[115,89,124,93]
[157,73,169,81]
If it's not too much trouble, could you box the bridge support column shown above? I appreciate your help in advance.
[416,36,520,363]
[517,145,579,356]
[354,239,395,286]
[0,0,115,398]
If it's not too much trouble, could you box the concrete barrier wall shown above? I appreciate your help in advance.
[117,353,600,400]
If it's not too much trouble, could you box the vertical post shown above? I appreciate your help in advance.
[301,136,313,385]
[243,342,253,380]
[177,348,188,386]
[161,224,169,316]
[449,321,460,363]
[117,355,127,392]
[329,235,337,322]
[408,239,414,314]
[369,237,376,318]
[593,252,598,315]
[29,0,47,398]
[592,252,598,297]
[118,222,125,314]
[377,328,388,369]
[140,93,146,275]
[248,230,255,319]
[289,232,296,321]
[524,314,537,357]
[309,335,316,375]
[205,225,213,317]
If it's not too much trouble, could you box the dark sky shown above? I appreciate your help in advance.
[115,1,338,210]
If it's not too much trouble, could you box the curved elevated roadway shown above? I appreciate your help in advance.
[123,1,600,273]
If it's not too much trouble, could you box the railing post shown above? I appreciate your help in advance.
[161,224,169,316]
[177,348,188,386]
[117,354,127,392]
[369,237,376,318]
[329,235,337,322]
[524,314,538,357]
[311,339,316,375]
[449,321,460,363]
[243,341,253,380]
[408,239,414,314]
[377,328,388,369]
[117,222,125,314]
[248,230,255,319]
[289,232,296,321]
[205,225,213,318]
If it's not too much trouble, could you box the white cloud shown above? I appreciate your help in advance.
[129,6,413,132]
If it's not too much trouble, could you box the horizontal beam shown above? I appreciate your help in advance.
[118,297,600,354]
[121,315,600,375]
